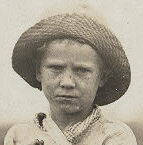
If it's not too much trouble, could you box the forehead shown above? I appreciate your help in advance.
[42,39,103,67]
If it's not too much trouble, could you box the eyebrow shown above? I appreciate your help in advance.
[43,59,96,68]
[73,63,96,69]
[43,59,66,65]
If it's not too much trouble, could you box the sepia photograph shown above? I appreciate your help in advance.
[0,0,143,145]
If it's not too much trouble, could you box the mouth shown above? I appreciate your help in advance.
[55,94,78,100]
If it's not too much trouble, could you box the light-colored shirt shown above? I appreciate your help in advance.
[4,113,137,145]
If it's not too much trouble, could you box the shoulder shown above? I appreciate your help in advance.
[4,112,47,140]
[4,113,55,145]
[4,121,39,145]
[101,118,134,134]
[7,121,37,134]
[98,117,137,145]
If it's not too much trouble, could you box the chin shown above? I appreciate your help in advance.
[59,104,82,114]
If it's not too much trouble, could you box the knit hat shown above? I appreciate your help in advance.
[12,13,131,106]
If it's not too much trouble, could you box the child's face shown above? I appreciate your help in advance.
[36,39,104,114]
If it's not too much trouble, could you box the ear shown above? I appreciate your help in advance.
[36,65,41,82]
[99,69,112,87]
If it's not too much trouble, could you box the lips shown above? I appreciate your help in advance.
[56,94,78,98]
[54,94,78,102]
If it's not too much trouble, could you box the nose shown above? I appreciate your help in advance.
[60,71,76,89]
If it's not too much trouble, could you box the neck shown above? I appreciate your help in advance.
[50,106,93,131]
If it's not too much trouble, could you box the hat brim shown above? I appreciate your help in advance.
[12,13,131,106]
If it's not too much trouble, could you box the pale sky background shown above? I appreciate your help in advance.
[0,0,143,126]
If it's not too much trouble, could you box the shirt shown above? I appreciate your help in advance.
[4,112,137,145]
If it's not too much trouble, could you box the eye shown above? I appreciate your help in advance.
[46,65,64,72]
[75,67,91,74]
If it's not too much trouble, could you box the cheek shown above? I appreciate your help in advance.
[79,73,101,99]
[41,72,58,98]
[42,82,54,100]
